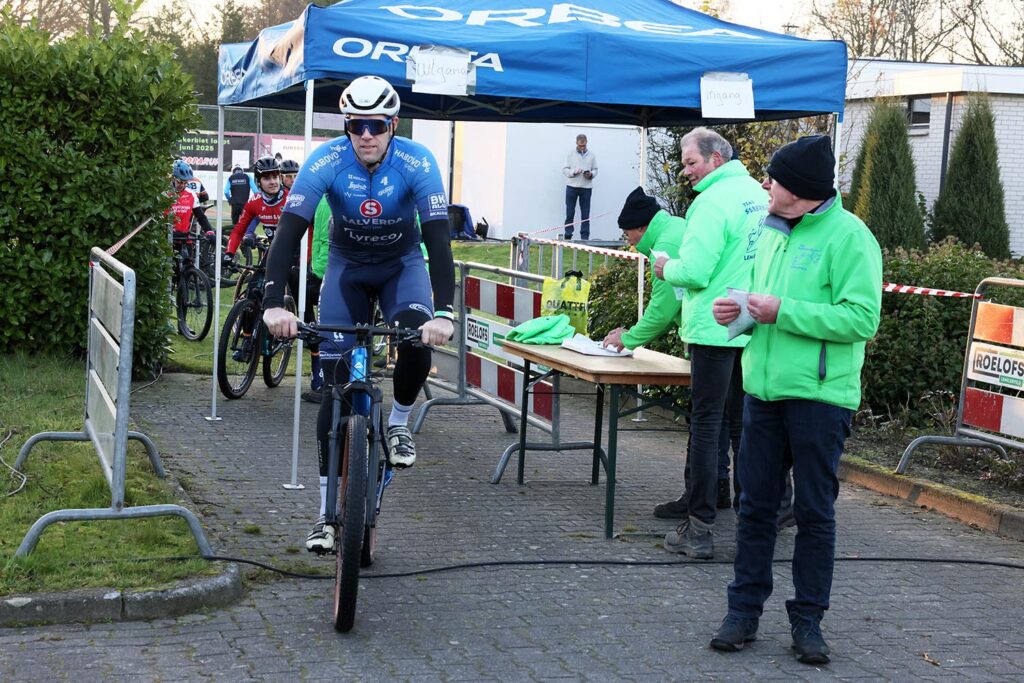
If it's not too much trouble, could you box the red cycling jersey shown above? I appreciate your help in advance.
[167,187,200,235]
[227,189,289,254]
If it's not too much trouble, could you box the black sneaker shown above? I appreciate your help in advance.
[710,614,759,652]
[791,614,830,664]
[386,425,416,468]
[305,515,335,554]
[653,495,688,519]
[716,479,731,509]
[301,390,323,404]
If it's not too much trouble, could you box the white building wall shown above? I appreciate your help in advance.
[413,120,641,242]
[841,93,1024,254]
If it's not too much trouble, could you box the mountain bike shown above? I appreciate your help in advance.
[295,321,423,633]
[217,242,295,399]
[171,231,213,341]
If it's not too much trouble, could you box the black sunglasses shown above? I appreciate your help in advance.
[345,118,392,136]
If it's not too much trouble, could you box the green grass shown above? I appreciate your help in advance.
[0,351,217,595]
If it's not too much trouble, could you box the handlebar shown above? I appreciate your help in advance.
[295,322,424,347]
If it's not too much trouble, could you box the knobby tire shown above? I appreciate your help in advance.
[177,266,213,341]
[334,414,368,632]
[217,298,261,399]
[263,295,296,387]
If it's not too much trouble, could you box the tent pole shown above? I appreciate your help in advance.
[284,80,316,491]
[206,106,225,423]
[639,125,648,190]
[447,120,456,202]
[832,111,843,192]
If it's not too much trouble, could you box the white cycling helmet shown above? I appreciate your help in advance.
[339,76,401,117]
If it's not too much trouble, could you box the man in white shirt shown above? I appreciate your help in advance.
[562,134,598,240]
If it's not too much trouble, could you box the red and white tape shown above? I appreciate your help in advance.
[526,235,645,261]
[883,282,981,298]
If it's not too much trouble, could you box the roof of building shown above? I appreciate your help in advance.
[848,58,1024,99]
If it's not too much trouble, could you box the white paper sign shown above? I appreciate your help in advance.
[700,73,755,119]
[407,46,473,96]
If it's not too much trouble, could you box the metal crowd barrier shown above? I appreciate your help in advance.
[14,247,213,557]
[414,261,561,439]
[897,276,1022,474]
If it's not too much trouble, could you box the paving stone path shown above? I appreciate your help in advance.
[3,372,1024,681]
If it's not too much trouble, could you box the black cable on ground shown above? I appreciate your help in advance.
[197,554,1024,581]
[52,553,1024,582]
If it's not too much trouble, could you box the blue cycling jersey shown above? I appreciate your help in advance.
[282,135,448,265]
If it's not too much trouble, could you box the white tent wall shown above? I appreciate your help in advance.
[413,120,641,241]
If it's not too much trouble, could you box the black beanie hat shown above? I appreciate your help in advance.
[618,186,661,230]
[766,135,836,200]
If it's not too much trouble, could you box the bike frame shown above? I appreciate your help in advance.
[323,333,391,535]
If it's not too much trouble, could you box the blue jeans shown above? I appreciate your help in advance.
[727,396,852,620]
[684,345,744,524]
[564,186,592,239]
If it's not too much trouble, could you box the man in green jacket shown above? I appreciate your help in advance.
[708,136,882,665]
[652,128,768,559]
[602,187,683,352]
[301,198,332,403]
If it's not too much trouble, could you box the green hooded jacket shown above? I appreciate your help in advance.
[662,160,767,347]
[311,198,330,278]
[741,193,882,410]
[621,210,684,350]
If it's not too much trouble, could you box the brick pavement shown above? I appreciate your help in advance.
[2,372,1024,681]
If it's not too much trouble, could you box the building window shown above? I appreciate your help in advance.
[907,96,931,127]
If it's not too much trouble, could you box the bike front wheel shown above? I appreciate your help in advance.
[334,414,368,633]
[263,295,296,387]
[176,265,213,341]
[217,298,261,399]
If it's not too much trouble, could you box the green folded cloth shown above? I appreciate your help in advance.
[505,314,575,344]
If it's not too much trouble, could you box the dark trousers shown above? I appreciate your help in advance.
[564,186,592,239]
[684,344,744,524]
[727,396,852,620]
[231,203,244,227]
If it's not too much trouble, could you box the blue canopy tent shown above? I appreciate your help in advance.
[205,1,848,467]
[217,0,847,125]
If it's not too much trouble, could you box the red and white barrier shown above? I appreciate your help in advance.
[464,276,541,322]
[883,282,981,298]
[465,354,552,420]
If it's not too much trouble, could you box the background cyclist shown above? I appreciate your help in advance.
[280,159,300,191]
[223,155,288,266]
[261,75,455,554]
[167,160,212,237]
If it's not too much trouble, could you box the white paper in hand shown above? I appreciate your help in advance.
[651,250,686,301]
[726,288,756,341]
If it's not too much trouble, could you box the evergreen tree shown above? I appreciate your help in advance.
[845,130,868,212]
[852,101,925,250]
[931,95,1010,259]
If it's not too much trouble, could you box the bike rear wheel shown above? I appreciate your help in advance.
[263,295,296,387]
[217,298,261,399]
[176,265,213,341]
[334,415,368,633]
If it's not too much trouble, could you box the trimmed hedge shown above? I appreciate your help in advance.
[588,239,1022,424]
[0,18,199,375]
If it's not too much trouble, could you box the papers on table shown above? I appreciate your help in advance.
[726,287,756,341]
[561,333,634,357]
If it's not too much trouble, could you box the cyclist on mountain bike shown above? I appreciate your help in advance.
[223,155,291,264]
[280,159,300,191]
[262,75,455,553]
[168,160,212,237]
